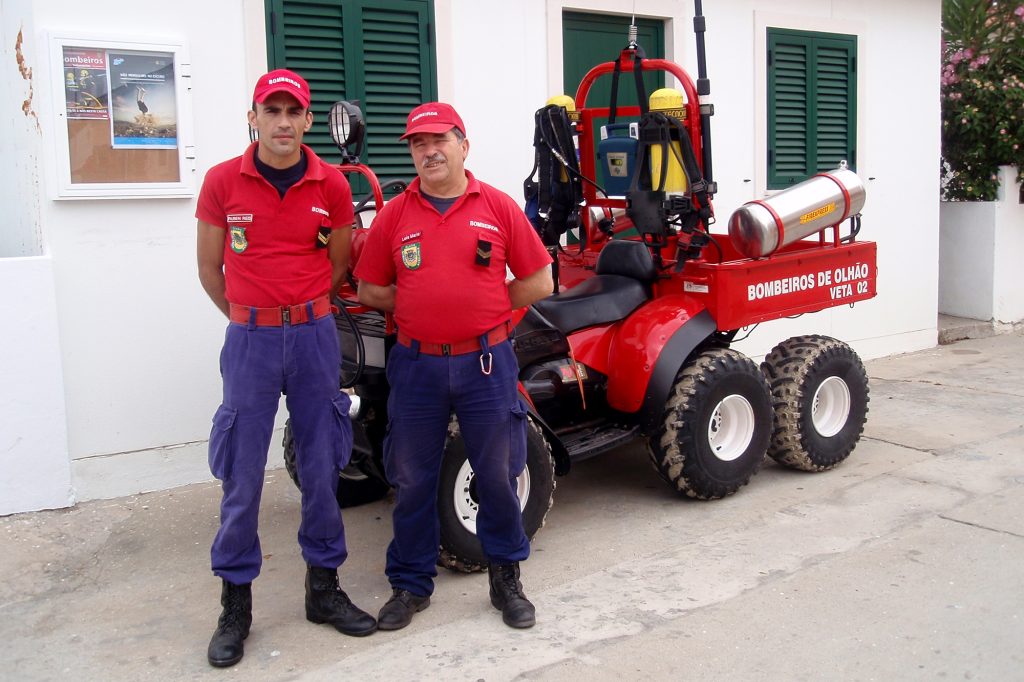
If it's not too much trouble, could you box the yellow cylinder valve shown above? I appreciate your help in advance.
[648,88,687,194]
[546,94,576,112]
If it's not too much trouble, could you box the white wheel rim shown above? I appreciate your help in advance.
[707,395,755,462]
[453,460,531,534]
[811,376,851,437]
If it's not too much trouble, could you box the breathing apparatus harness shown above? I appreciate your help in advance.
[524,105,586,249]
[628,109,715,267]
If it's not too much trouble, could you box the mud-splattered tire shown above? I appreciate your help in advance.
[437,416,555,573]
[282,420,391,508]
[648,347,773,499]
[761,335,869,471]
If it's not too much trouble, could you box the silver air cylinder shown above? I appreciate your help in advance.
[728,167,866,258]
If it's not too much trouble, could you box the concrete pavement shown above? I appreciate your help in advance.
[2,331,1022,681]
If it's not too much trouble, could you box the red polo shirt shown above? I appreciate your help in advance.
[196,143,354,307]
[354,171,551,343]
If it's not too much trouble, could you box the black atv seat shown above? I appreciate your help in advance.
[592,239,658,281]
[532,240,656,335]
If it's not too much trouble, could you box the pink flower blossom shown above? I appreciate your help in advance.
[1015,6,1024,19]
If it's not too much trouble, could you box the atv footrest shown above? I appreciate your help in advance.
[560,424,639,461]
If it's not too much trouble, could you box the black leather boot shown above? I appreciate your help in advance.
[488,562,536,629]
[377,588,431,631]
[207,580,252,668]
[305,565,378,637]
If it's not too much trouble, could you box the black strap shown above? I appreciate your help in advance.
[524,104,585,246]
[627,110,715,264]
[608,46,648,125]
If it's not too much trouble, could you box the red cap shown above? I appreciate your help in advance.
[400,102,466,140]
[252,69,311,109]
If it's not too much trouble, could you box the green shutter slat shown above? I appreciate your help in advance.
[769,36,809,183]
[814,41,852,172]
[360,5,429,181]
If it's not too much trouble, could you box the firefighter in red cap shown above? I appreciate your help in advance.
[196,68,377,668]
[355,102,554,630]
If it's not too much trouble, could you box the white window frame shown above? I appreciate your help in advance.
[45,31,195,200]
[754,12,867,197]
[544,0,686,97]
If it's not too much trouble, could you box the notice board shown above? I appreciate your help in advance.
[49,34,194,199]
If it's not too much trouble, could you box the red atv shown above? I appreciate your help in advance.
[284,11,876,573]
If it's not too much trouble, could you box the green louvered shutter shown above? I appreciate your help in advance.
[359,2,435,185]
[267,0,436,191]
[768,28,856,189]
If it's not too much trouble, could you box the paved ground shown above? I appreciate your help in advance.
[2,331,1022,681]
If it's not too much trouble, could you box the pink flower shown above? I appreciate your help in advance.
[1015,6,1024,18]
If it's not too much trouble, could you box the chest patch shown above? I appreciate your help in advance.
[230,226,248,254]
[401,242,422,270]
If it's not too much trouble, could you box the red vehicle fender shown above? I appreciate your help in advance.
[591,295,716,434]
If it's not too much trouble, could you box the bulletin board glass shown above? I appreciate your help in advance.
[48,33,194,199]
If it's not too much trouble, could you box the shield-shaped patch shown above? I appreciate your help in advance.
[230,226,248,254]
[401,242,421,270]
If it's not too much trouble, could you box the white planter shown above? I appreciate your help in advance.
[939,165,1024,325]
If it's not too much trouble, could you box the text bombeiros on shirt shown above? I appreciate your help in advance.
[747,263,871,302]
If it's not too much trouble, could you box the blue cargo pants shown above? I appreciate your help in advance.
[383,336,530,597]
[208,306,352,585]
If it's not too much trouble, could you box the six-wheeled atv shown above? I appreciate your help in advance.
[284,7,876,572]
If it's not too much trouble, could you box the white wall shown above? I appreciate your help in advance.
[991,167,1024,324]
[0,0,43,258]
[0,256,73,515]
[1,0,942,514]
[940,166,1024,325]
[0,0,72,515]
[26,0,281,502]
[939,202,996,320]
